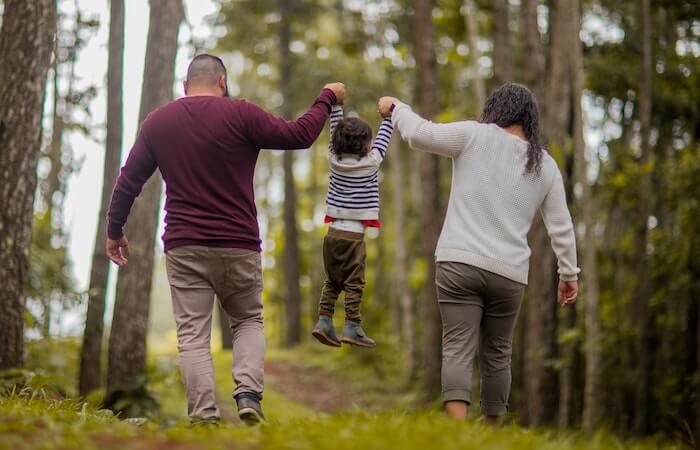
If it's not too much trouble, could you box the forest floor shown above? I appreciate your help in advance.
[0,339,687,450]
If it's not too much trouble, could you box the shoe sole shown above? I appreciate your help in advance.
[340,337,376,348]
[312,329,342,347]
[238,407,266,426]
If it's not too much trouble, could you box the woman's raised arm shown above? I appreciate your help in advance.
[379,97,477,158]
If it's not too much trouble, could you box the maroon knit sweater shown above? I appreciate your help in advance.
[107,88,336,252]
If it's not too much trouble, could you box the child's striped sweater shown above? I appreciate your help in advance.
[324,105,393,223]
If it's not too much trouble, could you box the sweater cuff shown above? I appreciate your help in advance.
[318,88,337,111]
[559,272,579,282]
[390,101,411,125]
[107,223,124,241]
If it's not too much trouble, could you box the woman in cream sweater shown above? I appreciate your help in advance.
[378,83,580,424]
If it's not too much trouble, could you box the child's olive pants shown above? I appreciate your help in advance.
[318,228,366,322]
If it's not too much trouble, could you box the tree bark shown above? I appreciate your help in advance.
[0,0,56,370]
[390,139,416,380]
[463,0,485,113]
[567,0,602,432]
[633,0,653,434]
[79,0,125,396]
[522,0,572,427]
[518,0,545,425]
[106,0,183,393]
[491,0,512,87]
[278,0,302,347]
[414,0,442,402]
[521,0,545,103]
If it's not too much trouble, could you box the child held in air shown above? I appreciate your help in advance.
[311,102,393,348]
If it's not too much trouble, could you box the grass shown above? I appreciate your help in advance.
[0,338,687,450]
[0,394,684,450]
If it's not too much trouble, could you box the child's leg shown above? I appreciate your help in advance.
[319,233,342,316]
[342,238,366,322]
[313,232,343,347]
[339,237,375,347]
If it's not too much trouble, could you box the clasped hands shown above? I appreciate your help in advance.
[323,83,398,119]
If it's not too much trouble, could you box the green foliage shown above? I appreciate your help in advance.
[26,213,81,336]
[0,395,683,450]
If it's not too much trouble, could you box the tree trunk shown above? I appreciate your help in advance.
[491,0,512,87]
[556,0,578,429]
[414,0,442,402]
[567,0,602,432]
[522,0,572,427]
[279,0,302,347]
[44,57,65,214]
[106,0,183,393]
[463,0,485,113]
[633,0,653,434]
[518,0,546,425]
[390,139,416,380]
[521,0,545,103]
[521,0,567,426]
[0,0,56,370]
[79,0,125,396]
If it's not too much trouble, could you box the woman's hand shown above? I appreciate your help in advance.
[378,96,398,118]
[557,280,578,307]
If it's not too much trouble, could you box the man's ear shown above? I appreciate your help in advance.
[183,81,189,95]
[219,76,227,94]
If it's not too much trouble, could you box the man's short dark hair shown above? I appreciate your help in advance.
[186,54,227,87]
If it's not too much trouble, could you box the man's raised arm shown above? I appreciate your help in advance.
[243,83,345,150]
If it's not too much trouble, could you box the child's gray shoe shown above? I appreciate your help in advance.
[312,315,342,347]
[341,320,376,348]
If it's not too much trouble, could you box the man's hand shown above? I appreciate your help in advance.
[323,82,346,105]
[107,236,130,266]
[378,96,399,118]
[557,280,578,308]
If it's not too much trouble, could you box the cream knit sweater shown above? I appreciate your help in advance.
[392,102,580,284]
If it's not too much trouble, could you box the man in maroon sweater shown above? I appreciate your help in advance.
[106,54,345,425]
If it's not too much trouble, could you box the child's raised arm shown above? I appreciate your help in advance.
[371,117,394,161]
[328,105,343,155]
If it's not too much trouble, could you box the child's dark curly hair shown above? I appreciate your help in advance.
[331,117,373,160]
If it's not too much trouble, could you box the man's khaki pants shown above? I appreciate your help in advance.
[165,246,264,420]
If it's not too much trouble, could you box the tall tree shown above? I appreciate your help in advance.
[279,0,302,346]
[0,0,56,370]
[463,0,485,111]
[413,0,442,401]
[522,0,571,427]
[106,0,184,395]
[491,0,512,87]
[633,0,653,434]
[517,0,547,425]
[390,139,416,380]
[79,0,125,396]
[568,0,602,432]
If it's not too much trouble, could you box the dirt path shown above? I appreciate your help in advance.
[264,360,356,413]
[217,358,357,422]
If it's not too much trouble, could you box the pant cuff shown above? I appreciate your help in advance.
[442,389,471,404]
[481,400,508,416]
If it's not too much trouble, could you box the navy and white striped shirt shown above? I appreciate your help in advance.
[325,105,393,221]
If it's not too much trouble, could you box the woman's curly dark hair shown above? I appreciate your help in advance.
[481,83,543,175]
[331,117,373,160]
